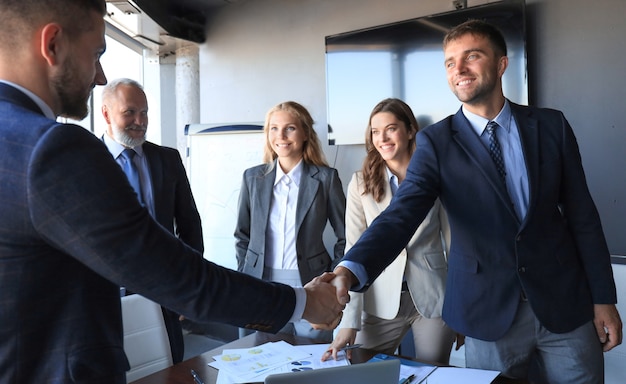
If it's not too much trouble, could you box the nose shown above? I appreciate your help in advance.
[95,61,107,86]
[454,59,467,74]
[135,115,147,126]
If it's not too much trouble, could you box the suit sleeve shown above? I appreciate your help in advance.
[327,168,346,264]
[556,112,616,304]
[234,171,252,271]
[28,124,295,332]
[343,132,438,291]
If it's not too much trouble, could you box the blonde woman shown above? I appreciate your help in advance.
[323,98,455,362]
[235,101,346,341]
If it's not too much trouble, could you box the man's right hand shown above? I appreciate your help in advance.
[331,266,356,306]
[302,272,346,330]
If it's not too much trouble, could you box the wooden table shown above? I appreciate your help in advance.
[130,332,528,384]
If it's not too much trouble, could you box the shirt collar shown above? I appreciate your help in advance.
[462,99,512,137]
[274,158,303,187]
[0,80,55,119]
[385,166,397,185]
[103,133,144,159]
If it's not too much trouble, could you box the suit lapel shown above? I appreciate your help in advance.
[296,163,319,233]
[511,104,539,227]
[376,179,393,213]
[451,111,517,219]
[143,143,160,205]
[255,165,276,233]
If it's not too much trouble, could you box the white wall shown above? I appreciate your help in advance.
[198,0,470,184]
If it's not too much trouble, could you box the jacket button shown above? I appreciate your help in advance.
[518,267,526,273]
[516,235,522,242]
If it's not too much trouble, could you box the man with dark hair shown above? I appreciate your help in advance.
[328,20,622,383]
[0,1,344,382]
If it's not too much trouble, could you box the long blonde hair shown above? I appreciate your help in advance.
[362,98,418,202]
[262,101,328,171]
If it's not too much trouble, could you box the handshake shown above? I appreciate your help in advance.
[301,267,356,330]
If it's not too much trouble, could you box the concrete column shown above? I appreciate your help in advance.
[175,44,200,157]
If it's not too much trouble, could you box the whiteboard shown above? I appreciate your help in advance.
[186,124,265,270]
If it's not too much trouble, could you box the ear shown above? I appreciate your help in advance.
[40,23,64,66]
[497,56,508,77]
[102,105,112,124]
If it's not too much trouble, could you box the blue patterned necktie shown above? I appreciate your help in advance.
[120,149,144,205]
[486,121,506,182]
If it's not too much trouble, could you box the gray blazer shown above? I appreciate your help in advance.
[235,161,346,285]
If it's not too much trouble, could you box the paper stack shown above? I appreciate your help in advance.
[209,341,350,383]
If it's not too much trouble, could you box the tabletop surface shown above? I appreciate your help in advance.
[129,332,528,384]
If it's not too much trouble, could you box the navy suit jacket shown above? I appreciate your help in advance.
[0,83,295,383]
[235,162,346,285]
[343,102,617,341]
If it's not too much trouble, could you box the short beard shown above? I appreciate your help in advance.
[112,125,146,148]
[53,57,91,120]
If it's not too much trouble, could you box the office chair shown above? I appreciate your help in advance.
[121,294,173,382]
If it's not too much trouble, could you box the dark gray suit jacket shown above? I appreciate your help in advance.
[0,83,295,383]
[143,141,204,363]
[235,161,346,285]
[343,102,617,341]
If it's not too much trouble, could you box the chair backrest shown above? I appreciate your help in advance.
[121,294,173,382]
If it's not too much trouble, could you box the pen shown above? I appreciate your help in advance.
[191,369,204,384]
[339,343,362,351]
[399,373,415,384]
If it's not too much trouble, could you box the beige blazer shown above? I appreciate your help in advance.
[339,172,450,330]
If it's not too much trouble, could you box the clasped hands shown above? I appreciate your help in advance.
[301,267,355,330]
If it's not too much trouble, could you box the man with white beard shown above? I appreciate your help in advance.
[101,77,203,363]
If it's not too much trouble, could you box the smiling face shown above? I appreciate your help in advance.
[103,83,148,148]
[267,110,308,166]
[370,111,412,164]
[444,33,507,115]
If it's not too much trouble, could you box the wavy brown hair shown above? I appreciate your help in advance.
[262,101,328,172]
[362,98,418,202]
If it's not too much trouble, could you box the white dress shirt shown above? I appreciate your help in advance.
[265,159,302,270]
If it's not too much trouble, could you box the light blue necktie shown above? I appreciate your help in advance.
[120,149,144,205]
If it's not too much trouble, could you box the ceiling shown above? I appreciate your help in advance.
[106,0,247,45]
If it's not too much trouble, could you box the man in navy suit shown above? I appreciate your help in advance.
[0,1,344,382]
[101,78,204,363]
[329,20,622,383]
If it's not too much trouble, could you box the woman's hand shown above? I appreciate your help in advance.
[321,328,358,361]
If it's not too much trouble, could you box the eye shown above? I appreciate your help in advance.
[445,61,455,69]
[269,126,278,131]
[467,53,478,61]
[287,126,296,131]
